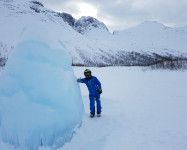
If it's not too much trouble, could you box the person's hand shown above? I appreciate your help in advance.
[98,89,102,94]
[78,78,81,82]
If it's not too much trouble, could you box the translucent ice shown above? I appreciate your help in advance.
[0,41,84,150]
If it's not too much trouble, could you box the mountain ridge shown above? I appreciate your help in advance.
[0,0,187,69]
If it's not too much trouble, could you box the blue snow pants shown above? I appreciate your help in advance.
[89,93,102,114]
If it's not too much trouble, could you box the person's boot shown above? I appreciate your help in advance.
[97,112,101,117]
[90,113,95,118]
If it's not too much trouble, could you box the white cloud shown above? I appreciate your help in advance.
[72,2,98,19]
[40,0,187,31]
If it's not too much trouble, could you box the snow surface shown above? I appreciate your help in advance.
[0,27,84,149]
[62,67,187,150]
[1,66,187,150]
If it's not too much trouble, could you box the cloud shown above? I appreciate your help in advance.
[40,0,187,31]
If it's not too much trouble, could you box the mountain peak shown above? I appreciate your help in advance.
[30,1,44,7]
[74,16,109,34]
[57,12,75,27]
[142,21,159,24]
[137,21,170,30]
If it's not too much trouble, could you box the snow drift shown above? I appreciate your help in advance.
[0,36,84,149]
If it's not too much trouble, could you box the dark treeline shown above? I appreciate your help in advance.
[72,51,187,70]
[1,49,187,70]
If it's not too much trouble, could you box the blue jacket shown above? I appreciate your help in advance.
[78,76,102,95]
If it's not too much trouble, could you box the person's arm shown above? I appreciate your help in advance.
[77,78,86,83]
[95,77,102,94]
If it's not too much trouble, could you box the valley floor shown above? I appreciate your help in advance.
[59,67,187,150]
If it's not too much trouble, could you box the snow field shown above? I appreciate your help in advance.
[60,67,187,150]
[0,66,187,150]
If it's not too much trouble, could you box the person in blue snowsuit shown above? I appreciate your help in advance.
[77,69,102,117]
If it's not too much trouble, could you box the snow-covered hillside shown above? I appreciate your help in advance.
[0,0,109,67]
[113,21,187,54]
[0,0,187,68]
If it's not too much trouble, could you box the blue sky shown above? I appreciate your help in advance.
[39,0,187,32]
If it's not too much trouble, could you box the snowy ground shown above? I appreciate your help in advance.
[59,67,187,150]
[1,66,187,150]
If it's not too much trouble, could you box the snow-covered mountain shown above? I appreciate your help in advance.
[113,21,187,53]
[0,0,187,68]
[177,26,187,32]
[74,16,109,34]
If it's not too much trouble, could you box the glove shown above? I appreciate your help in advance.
[77,78,81,82]
[98,89,102,94]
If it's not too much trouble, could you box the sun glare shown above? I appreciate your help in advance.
[73,3,98,19]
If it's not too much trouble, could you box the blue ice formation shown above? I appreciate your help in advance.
[0,41,84,149]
